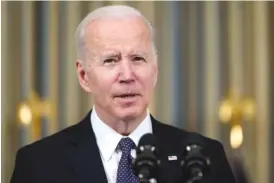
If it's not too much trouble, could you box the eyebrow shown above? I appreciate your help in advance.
[100,51,149,59]
[101,52,121,59]
[129,52,149,58]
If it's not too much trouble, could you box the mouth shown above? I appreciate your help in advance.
[114,93,140,99]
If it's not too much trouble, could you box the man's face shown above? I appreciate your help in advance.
[76,16,158,122]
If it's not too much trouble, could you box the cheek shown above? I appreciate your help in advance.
[88,70,117,94]
[136,67,156,90]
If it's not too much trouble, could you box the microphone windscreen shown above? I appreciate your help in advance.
[183,132,205,147]
[138,133,156,148]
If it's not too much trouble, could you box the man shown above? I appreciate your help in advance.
[10,5,235,183]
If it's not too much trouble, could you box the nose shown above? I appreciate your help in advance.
[119,60,135,84]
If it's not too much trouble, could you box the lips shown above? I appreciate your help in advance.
[114,93,139,98]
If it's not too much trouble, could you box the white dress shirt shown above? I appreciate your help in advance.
[90,107,153,183]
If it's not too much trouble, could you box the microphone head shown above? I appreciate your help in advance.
[138,133,156,146]
[183,132,205,148]
[180,133,211,182]
[133,133,160,181]
[137,133,157,154]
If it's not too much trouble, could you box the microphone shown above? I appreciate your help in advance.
[133,133,160,183]
[180,133,211,183]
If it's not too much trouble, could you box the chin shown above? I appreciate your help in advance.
[114,106,145,121]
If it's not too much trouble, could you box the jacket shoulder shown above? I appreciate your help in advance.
[17,122,81,154]
[154,120,225,151]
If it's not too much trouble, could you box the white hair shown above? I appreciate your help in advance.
[74,5,157,62]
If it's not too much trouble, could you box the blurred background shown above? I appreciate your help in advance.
[1,1,273,183]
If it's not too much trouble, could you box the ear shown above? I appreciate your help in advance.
[152,62,158,88]
[76,60,92,93]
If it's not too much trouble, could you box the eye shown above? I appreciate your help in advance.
[133,56,145,62]
[104,58,117,64]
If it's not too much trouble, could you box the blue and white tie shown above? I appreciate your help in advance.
[116,137,139,183]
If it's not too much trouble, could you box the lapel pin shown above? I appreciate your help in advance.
[168,155,177,161]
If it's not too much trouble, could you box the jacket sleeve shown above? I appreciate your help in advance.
[10,147,31,183]
[212,141,236,183]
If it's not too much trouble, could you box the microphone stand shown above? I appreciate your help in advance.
[137,166,157,183]
[184,167,204,183]
[139,178,157,183]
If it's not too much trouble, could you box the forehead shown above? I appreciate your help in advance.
[84,17,152,53]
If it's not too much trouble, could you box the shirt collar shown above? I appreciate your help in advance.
[90,107,153,162]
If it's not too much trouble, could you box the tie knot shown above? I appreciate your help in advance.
[118,137,136,154]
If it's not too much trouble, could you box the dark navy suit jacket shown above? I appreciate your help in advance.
[10,110,235,183]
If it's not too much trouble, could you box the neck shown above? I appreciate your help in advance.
[94,106,147,135]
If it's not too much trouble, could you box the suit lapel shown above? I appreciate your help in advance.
[150,114,186,154]
[64,112,186,183]
[65,111,108,183]
[150,115,186,183]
